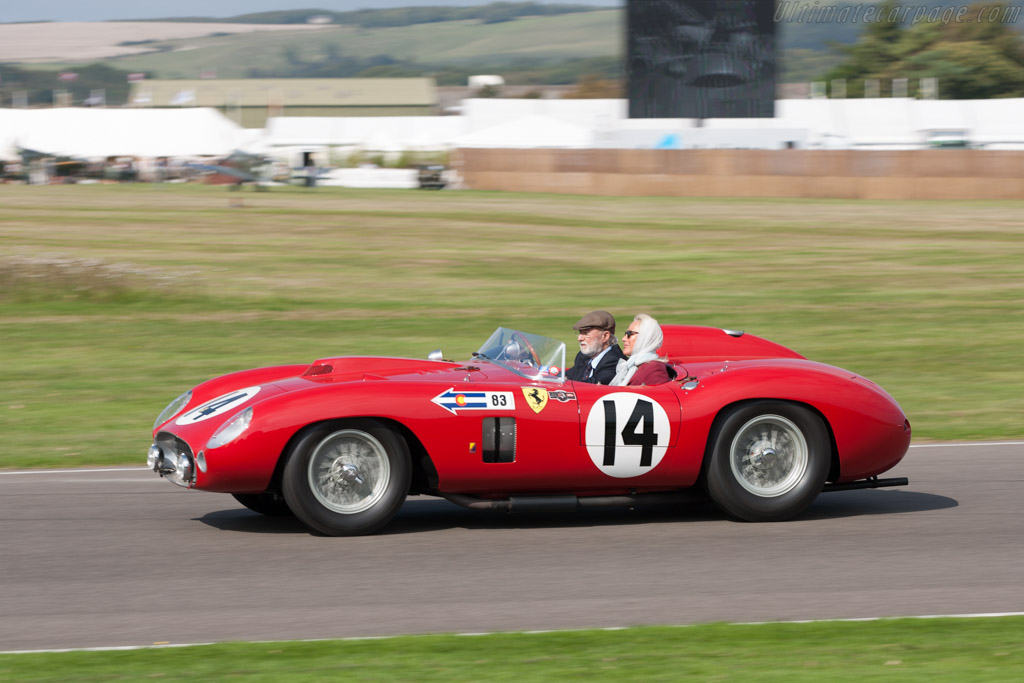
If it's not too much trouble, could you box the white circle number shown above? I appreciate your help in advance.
[585,393,670,478]
[175,386,261,426]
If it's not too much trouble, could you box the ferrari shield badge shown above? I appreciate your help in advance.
[522,387,549,413]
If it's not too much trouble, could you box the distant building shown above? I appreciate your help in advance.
[467,75,504,89]
[127,78,437,128]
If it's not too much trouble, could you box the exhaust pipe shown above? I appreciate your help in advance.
[440,491,691,513]
[822,476,909,493]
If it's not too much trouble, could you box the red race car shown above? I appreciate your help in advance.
[148,325,911,535]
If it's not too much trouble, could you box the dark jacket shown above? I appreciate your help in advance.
[566,345,626,385]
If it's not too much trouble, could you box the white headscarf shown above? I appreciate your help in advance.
[610,314,664,386]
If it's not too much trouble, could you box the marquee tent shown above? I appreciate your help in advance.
[264,115,465,150]
[0,109,33,160]
[453,113,595,148]
[0,107,246,160]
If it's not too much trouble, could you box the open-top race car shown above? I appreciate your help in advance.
[148,325,911,536]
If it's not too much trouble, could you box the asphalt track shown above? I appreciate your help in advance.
[1,442,1021,652]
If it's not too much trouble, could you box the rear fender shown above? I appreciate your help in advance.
[696,397,840,486]
[679,365,906,484]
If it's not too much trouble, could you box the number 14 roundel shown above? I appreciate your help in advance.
[584,393,671,478]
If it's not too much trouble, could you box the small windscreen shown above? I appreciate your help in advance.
[474,328,567,382]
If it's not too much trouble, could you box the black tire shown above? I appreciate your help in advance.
[231,492,293,517]
[706,401,830,522]
[282,419,411,536]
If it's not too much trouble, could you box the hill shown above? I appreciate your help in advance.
[2,9,844,86]
[8,2,1020,100]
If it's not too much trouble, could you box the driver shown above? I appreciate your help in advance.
[565,310,626,385]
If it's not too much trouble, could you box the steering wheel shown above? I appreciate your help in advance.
[501,332,541,368]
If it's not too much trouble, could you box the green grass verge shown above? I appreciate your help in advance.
[1,184,1023,469]
[1,617,1021,680]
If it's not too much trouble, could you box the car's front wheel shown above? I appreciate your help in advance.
[706,401,830,522]
[282,419,411,536]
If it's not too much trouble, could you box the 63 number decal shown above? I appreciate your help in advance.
[585,393,671,478]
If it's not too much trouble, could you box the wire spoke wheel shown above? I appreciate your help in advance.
[309,430,391,514]
[707,401,829,522]
[283,419,411,536]
[730,415,808,497]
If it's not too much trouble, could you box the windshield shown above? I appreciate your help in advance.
[474,328,567,382]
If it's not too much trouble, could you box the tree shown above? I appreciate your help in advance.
[902,41,1024,99]
[822,1,1024,98]
[0,63,133,106]
[476,84,503,98]
[563,74,623,99]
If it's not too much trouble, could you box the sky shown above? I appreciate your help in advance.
[1,1,620,24]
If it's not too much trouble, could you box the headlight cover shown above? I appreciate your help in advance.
[206,407,253,449]
[154,390,192,429]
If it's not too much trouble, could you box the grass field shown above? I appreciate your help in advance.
[0,21,330,63]
[1,184,1023,470]
[2,617,1022,680]
[78,12,621,78]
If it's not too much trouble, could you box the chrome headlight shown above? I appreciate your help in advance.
[154,390,192,429]
[206,407,253,449]
[147,444,163,470]
[175,453,193,483]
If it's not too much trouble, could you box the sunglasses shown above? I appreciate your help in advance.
[624,330,639,338]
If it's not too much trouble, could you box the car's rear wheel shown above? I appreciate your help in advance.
[706,401,829,522]
[282,419,410,536]
[232,492,293,516]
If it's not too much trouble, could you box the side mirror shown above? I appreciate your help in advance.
[428,349,444,361]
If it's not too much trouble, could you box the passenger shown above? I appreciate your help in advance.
[565,310,626,385]
[610,314,677,386]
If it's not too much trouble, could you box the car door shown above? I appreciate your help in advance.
[421,377,589,493]
[571,381,683,487]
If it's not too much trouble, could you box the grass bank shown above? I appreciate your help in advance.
[1,184,1022,469]
[2,617,1021,681]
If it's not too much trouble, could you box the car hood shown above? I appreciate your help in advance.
[154,356,500,440]
[295,356,472,383]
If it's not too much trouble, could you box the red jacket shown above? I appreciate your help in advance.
[628,361,676,386]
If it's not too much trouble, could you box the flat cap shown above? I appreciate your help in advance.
[572,310,616,333]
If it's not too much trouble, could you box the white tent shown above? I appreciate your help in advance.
[460,98,625,133]
[265,116,465,150]
[969,98,1024,149]
[0,107,245,159]
[454,113,595,148]
[6,97,1023,163]
[0,109,34,160]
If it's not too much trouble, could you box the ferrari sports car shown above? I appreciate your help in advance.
[148,325,911,536]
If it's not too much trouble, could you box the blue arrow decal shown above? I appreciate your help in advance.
[430,388,516,414]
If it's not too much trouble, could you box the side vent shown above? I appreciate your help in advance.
[482,417,516,463]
